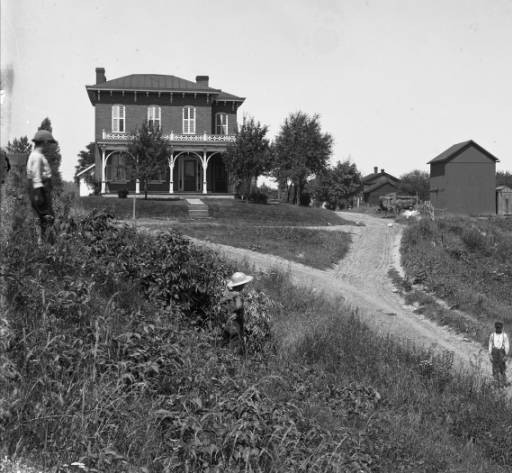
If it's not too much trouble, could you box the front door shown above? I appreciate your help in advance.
[184,158,197,191]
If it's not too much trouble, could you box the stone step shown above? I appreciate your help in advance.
[188,209,210,219]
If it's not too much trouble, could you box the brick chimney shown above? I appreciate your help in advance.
[381,168,385,173]
[96,67,106,84]
[196,75,209,87]
[373,166,378,174]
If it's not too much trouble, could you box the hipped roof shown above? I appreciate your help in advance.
[86,73,245,102]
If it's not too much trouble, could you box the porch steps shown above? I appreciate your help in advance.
[186,198,210,219]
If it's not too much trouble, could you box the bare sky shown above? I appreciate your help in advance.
[1,0,511,181]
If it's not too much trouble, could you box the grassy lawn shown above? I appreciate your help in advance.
[207,199,351,226]
[168,223,351,269]
[77,196,189,219]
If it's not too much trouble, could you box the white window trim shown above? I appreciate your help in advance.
[112,105,126,133]
[216,113,229,135]
[147,105,161,129]
[182,106,196,134]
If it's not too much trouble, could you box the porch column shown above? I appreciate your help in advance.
[169,153,174,194]
[135,179,140,194]
[202,150,208,194]
[101,147,106,194]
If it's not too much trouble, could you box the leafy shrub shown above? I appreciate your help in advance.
[461,226,487,251]
[118,188,129,198]
[248,189,268,204]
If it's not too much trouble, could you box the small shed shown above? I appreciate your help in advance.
[76,164,96,196]
[428,140,498,215]
[496,185,512,215]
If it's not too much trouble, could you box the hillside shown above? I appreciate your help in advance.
[1,182,512,471]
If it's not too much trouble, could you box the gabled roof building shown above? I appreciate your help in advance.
[85,67,245,195]
[428,140,498,215]
[362,167,400,205]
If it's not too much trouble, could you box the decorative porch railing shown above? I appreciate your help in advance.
[101,130,236,143]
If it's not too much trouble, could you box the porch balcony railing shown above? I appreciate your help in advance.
[101,130,236,143]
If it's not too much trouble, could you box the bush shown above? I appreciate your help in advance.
[248,190,268,204]
[118,188,129,198]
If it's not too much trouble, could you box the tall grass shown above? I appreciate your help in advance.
[1,179,512,472]
[401,216,512,344]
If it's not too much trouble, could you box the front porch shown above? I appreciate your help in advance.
[97,132,236,196]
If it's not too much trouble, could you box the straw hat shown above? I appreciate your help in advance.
[227,272,253,289]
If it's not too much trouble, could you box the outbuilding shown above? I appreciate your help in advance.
[362,167,400,205]
[496,185,512,215]
[428,140,498,215]
[76,164,96,196]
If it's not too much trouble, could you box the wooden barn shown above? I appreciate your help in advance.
[362,167,400,205]
[428,140,498,215]
[496,185,512,215]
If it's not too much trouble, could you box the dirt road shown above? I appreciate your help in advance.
[135,213,497,379]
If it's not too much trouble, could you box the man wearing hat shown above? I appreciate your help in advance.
[27,129,55,243]
[222,272,253,353]
[489,321,510,386]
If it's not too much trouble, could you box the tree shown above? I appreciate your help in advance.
[222,117,271,199]
[7,136,31,154]
[310,160,362,210]
[74,142,96,187]
[398,169,430,201]
[128,121,168,199]
[272,111,332,205]
[38,117,63,192]
[497,170,512,188]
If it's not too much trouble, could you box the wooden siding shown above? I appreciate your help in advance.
[430,146,496,215]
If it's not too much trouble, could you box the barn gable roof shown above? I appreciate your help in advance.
[428,140,499,164]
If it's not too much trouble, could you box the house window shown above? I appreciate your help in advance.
[112,105,126,133]
[147,106,161,129]
[182,106,196,134]
[216,113,228,135]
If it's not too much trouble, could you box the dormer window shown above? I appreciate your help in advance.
[112,105,125,133]
[216,113,228,135]
[182,106,196,134]
[147,106,161,129]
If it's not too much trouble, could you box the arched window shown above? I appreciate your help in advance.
[112,105,126,133]
[147,106,161,129]
[182,106,196,134]
[215,113,228,135]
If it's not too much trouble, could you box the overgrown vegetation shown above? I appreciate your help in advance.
[400,216,512,344]
[2,174,512,472]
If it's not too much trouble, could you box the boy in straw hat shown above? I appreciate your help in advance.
[222,271,253,353]
[489,321,510,386]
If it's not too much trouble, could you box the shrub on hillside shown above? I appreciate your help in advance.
[248,189,268,204]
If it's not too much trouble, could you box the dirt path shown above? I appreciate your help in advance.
[134,213,499,380]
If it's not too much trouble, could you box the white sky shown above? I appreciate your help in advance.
[1,0,512,181]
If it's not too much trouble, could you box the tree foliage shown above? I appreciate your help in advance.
[310,160,362,210]
[74,142,96,187]
[38,117,63,192]
[272,112,332,205]
[398,169,430,201]
[222,117,271,198]
[497,170,512,188]
[128,122,168,199]
[6,136,32,154]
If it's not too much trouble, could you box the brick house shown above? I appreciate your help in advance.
[85,68,245,195]
[362,167,400,205]
[428,140,498,215]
